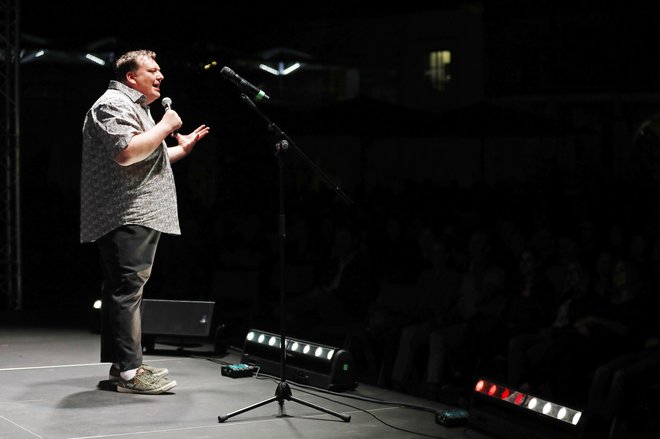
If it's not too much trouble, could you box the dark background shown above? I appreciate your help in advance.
[9,0,660,331]
[15,2,474,315]
[4,4,660,430]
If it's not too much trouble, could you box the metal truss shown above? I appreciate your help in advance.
[0,0,22,311]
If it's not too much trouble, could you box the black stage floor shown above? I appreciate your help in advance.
[0,325,492,439]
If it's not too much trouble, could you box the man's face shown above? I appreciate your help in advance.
[126,56,164,104]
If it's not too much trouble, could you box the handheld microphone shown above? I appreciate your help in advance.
[162,97,173,111]
[161,97,178,135]
[220,66,270,101]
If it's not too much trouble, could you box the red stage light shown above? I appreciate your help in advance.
[514,393,525,405]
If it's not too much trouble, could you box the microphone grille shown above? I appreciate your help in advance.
[161,97,172,108]
[220,66,234,77]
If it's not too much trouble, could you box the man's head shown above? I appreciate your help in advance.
[114,50,163,104]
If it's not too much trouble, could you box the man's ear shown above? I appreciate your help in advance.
[125,71,136,85]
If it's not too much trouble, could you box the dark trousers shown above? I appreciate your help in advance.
[97,225,161,371]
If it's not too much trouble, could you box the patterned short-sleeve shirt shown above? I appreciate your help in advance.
[80,80,180,243]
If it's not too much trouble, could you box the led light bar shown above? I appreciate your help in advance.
[469,377,583,439]
[473,378,582,425]
[241,329,357,390]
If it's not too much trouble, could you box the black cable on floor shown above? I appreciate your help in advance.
[200,354,469,439]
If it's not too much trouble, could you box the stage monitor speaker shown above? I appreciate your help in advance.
[141,299,215,350]
[240,329,358,391]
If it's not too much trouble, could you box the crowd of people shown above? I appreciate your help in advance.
[147,164,660,436]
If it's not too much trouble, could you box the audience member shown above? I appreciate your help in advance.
[385,240,460,391]
[578,276,660,439]
[283,224,378,341]
[507,254,593,389]
[421,228,508,400]
[529,257,649,406]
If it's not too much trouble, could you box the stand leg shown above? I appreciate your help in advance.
[217,395,279,423]
[218,381,350,423]
[289,395,351,422]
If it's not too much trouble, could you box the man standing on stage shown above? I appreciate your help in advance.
[80,49,210,394]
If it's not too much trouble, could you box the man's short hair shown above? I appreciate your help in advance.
[113,50,156,82]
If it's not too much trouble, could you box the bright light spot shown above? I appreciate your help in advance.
[557,407,567,419]
[291,342,299,351]
[259,64,280,75]
[35,50,45,58]
[528,398,538,410]
[247,331,255,341]
[303,345,310,354]
[572,412,582,425]
[514,393,525,405]
[85,53,106,66]
[488,384,497,396]
[326,349,334,360]
[315,347,323,357]
[258,334,265,343]
[281,62,301,75]
[93,300,102,310]
[475,380,485,392]
[259,62,302,76]
[268,336,277,346]
[542,402,552,414]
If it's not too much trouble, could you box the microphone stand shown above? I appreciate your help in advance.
[217,94,352,423]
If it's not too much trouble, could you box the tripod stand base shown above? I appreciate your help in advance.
[218,381,351,423]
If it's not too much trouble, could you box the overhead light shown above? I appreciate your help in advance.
[258,61,302,76]
[19,49,46,64]
[259,63,280,75]
[281,62,301,75]
[20,49,111,67]
[84,53,106,66]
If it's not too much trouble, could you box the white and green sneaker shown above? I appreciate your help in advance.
[116,367,176,395]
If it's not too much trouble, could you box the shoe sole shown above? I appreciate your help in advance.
[116,379,177,395]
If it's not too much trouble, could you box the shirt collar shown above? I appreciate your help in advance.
[108,80,147,106]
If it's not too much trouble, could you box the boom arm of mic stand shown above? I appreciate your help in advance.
[239,94,353,207]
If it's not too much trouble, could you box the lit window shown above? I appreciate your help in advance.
[428,50,452,91]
